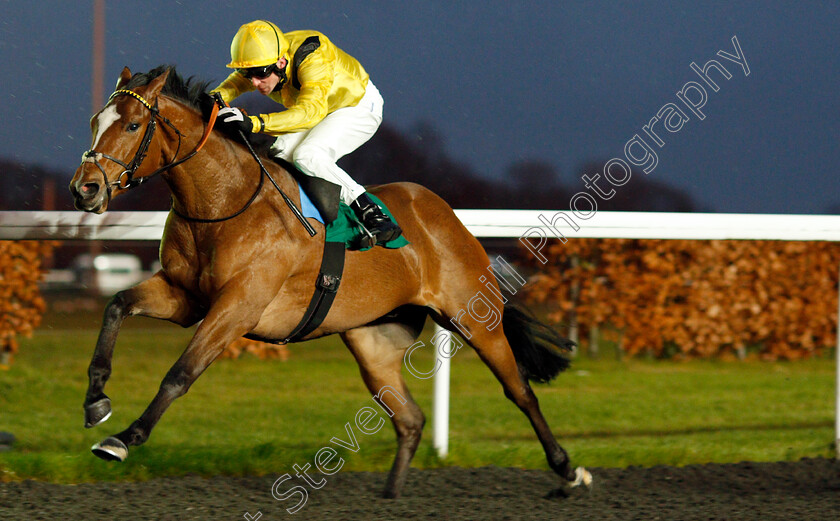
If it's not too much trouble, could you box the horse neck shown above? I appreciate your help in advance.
[159,99,297,222]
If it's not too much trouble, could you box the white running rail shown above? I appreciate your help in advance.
[2,209,839,459]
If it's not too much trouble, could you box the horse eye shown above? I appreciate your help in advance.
[127,122,141,132]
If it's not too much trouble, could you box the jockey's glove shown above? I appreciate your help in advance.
[217,106,255,135]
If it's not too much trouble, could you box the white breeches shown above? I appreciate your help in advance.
[269,81,384,206]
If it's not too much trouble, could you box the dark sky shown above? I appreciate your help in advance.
[1,1,837,213]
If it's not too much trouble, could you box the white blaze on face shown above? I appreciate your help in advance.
[91,104,121,150]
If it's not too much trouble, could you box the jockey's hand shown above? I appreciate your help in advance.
[217,107,254,135]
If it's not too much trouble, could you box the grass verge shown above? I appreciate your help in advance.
[0,325,834,483]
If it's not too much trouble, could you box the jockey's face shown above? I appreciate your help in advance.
[251,57,287,96]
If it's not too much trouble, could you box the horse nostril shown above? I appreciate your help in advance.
[81,183,100,197]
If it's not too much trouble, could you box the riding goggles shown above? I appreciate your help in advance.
[237,64,277,79]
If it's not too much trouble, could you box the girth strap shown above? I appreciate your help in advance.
[282,241,346,343]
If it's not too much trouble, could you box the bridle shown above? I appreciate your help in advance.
[80,87,314,233]
[81,88,219,203]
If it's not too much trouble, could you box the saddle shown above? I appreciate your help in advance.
[262,158,408,343]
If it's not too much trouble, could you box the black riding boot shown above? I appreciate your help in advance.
[351,193,402,246]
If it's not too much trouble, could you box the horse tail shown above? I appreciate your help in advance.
[503,303,575,383]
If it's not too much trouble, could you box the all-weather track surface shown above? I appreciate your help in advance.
[1,458,838,520]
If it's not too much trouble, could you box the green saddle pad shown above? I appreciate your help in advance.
[324,193,410,251]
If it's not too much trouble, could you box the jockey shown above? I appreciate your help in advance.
[211,20,401,244]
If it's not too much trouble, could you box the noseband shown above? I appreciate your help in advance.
[81,89,186,200]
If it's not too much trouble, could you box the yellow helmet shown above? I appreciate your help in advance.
[226,20,288,69]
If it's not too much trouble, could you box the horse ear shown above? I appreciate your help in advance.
[145,68,171,99]
[115,67,132,90]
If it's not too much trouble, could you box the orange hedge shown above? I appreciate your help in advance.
[222,337,290,361]
[522,238,840,360]
[0,241,56,368]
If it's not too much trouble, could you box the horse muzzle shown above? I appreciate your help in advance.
[70,175,108,214]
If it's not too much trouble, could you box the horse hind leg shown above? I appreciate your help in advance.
[435,302,591,492]
[340,306,427,498]
[500,304,592,490]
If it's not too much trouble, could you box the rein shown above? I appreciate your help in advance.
[174,93,316,235]
[81,88,314,234]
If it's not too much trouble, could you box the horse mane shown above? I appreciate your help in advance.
[127,65,276,158]
[125,65,212,111]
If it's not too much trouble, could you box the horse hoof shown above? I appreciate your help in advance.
[381,489,400,499]
[84,397,112,428]
[570,466,593,489]
[91,437,128,462]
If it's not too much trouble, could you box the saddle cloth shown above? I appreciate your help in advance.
[298,185,409,251]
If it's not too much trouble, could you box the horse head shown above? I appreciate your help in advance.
[70,66,172,213]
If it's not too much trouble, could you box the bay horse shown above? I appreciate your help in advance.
[69,65,590,498]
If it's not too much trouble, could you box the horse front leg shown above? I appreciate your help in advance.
[84,272,204,428]
[90,286,266,462]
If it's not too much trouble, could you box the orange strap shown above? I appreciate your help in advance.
[193,100,220,153]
